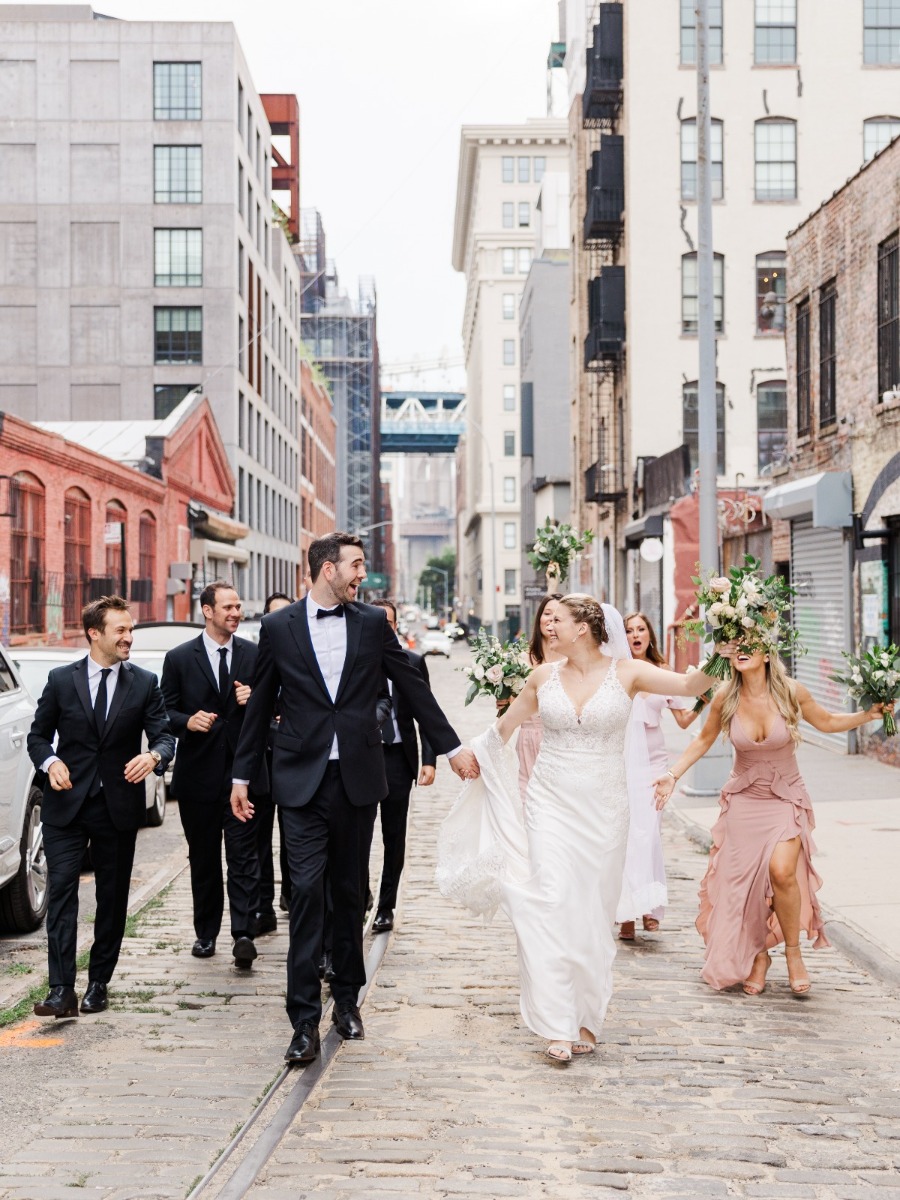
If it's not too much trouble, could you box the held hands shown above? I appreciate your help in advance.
[450,748,480,781]
[124,752,157,784]
[230,784,255,823]
[47,760,72,791]
[187,710,218,733]
[418,765,436,787]
[234,681,251,706]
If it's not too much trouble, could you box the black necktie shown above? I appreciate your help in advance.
[218,646,229,702]
[382,684,396,745]
[94,667,112,738]
[316,606,344,619]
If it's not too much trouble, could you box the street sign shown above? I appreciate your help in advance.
[523,585,549,601]
[360,573,389,589]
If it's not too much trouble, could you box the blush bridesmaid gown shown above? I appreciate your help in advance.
[696,712,830,990]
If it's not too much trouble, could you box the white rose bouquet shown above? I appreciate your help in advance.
[830,645,900,737]
[685,554,801,713]
[527,518,594,586]
[460,630,531,707]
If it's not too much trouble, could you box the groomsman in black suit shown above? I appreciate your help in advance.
[27,596,174,1018]
[161,581,264,969]
[368,600,436,934]
[230,532,479,1065]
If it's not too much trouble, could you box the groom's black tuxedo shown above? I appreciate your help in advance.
[232,597,460,1028]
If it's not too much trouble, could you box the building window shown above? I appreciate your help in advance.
[682,252,724,334]
[865,116,900,160]
[502,155,514,183]
[878,232,900,399]
[154,306,202,363]
[503,338,515,366]
[680,0,723,65]
[682,383,726,476]
[137,511,157,622]
[757,380,788,473]
[63,487,91,628]
[755,119,797,201]
[503,476,516,502]
[755,0,797,64]
[504,522,516,550]
[680,118,724,201]
[502,202,514,229]
[502,293,515,320]
[819,281,837,427]
[10,473,45,636]
[517,156,530,183]
[154,383,195,419]
[756,251,787,333]
[504,431,516,457]
[517,247,532,274]
[504,568,517,595]
[503,384,516,411]
[154,145,202,203]
[518,201,531,227]
[534,156,546,182]
[796,297,811,435]
[154,229,202,286]
[502,248,515,275]
[865,0,900,64]
[105,501,126,591]
[153,62,201,120]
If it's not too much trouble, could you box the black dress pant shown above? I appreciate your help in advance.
[42,791,137,988]
[253,788,277,916]
[280,763,378,1027]
[178,784,260,941]
[377,746,415,911]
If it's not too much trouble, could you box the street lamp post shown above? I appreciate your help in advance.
[463,414,500,638]
[428,565,450,617]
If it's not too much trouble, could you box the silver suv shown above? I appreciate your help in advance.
[0,644,48,931]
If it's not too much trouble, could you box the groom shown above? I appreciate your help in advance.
[231,532,479,1065]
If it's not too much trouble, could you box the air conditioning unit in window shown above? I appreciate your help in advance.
[882,387,900,403]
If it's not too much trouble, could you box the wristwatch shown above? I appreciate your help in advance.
[148,750,162,767]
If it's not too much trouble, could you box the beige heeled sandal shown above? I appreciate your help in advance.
[742,951,772,995]
[785,944,811,995]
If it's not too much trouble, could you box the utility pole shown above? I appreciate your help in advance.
[696,0,719,576]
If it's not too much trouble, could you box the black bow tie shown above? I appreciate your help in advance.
[316,606,345,620]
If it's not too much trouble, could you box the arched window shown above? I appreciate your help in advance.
[755,119,797,201]
[682,252,724,334]
[137,511,157,622]
[64,487,91,628]
[10,472,45,635]
[105,500,127,594]
[864,116,900,162]
[680,118,724,201]
[682,382,726,477]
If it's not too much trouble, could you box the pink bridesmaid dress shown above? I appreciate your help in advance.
[696,712,829,989]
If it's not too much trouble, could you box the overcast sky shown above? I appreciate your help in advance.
[67,0,558,390]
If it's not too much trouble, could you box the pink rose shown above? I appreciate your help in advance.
[708,577,731,595]
[485,664,504,685]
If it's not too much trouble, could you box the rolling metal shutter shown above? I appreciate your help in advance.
[791,519,850,752]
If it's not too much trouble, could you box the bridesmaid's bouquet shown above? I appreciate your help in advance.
[685,555,800,712]
[527,518,594,586]
[461,631,531,707]
[831,645,900,737]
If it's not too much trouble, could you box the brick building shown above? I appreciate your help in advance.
[298,356,337,582]
[764,136,900,761]
[0,393,241,644]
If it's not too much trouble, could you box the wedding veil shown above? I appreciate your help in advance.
[600,603,632,662]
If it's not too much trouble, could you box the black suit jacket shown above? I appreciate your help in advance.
[382,649,436,780]
[232,599,459,808]
[161,634,264,800]
[27,657,174,833]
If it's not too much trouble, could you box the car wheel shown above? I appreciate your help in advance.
[0,785,49,932]
[145,775,167,827]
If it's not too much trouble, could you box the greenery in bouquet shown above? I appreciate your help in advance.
[830,645,900,737]
[684,555,801,713]
[527,518,594,585]
[460,630,531,707]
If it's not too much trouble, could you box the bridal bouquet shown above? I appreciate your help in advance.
[685,555,800,712]
[461,631,531,706]
[527,518,594,586]
[831,645,900,737]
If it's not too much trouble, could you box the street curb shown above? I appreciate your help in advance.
[666,804,900,990]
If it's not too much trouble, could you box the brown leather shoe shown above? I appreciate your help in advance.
[34,986,78,1018]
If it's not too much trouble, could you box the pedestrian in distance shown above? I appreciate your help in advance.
[616,611,699,941]
[230,531,480,1067]
[161,581,265,970]
[514,593,565,800]
[653,642,892,997]
[27,596,175,1018]
[368,598,437,935]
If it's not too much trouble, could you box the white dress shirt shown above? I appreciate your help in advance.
[384,678,401,745]
[41,656,123,773]
[307,595,347,760]
[202,630,233,683]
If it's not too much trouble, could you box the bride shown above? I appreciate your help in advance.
[437,594,716,1062]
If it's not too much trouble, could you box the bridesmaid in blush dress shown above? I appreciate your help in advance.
[653,644,890,996]
[514,594,565,800]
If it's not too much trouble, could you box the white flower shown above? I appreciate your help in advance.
[708,577,731,595]
[708,602,724,617]
[741,616,756,629]
[512,676,526,694]
[735,597,749,615]
[485,664,504,685]
[851,671,863,685]
[473,664,485,680]
[721,605,737,619]
[708,613,721,629]
[533,542,546,555]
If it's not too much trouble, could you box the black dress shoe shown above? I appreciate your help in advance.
[33,985,78,1018]
[233,936,258,968]
[80,982,108,1014]
[323,953,335,984]
[191,938,216,958]
[255,911,278,935]
[284,1020,320,1064]
[332,1002,365,1040]
[278,890,290,912]
[372,909,394,934]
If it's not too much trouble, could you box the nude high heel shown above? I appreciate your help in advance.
[742,950,771,995]
[785,944,811,995]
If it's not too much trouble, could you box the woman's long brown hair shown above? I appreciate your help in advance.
[624,611,665,666]
[528,593,564,664]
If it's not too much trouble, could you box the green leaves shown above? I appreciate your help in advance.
[527,518,594,583]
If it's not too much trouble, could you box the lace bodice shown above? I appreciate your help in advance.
[537,659,632,755]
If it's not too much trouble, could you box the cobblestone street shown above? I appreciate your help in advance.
[2,652,900,1199]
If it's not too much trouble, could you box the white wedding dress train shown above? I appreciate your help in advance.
[437,659,632,1042]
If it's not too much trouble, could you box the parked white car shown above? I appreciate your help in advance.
[420,631,453,658]
[0,644,48,931]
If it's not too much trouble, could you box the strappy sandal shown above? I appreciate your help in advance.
[742,950,771,995]
[572,1028,596,1055]
[618,921,635,941]
[785,944,811,995]
[642,915,660,932]
[546,1041,572,1062]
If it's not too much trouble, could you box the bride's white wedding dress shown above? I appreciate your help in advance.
[437,658,632,1042]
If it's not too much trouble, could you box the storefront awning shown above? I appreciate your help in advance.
[623,512,664,545]
[189,537,250,565]
[762,471,852,528]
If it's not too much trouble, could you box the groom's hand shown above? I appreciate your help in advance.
[230,783,255,822]
[450,748,480,780]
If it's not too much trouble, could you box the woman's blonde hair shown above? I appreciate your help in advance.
[718,651,802,744]
[559,593,608,647]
